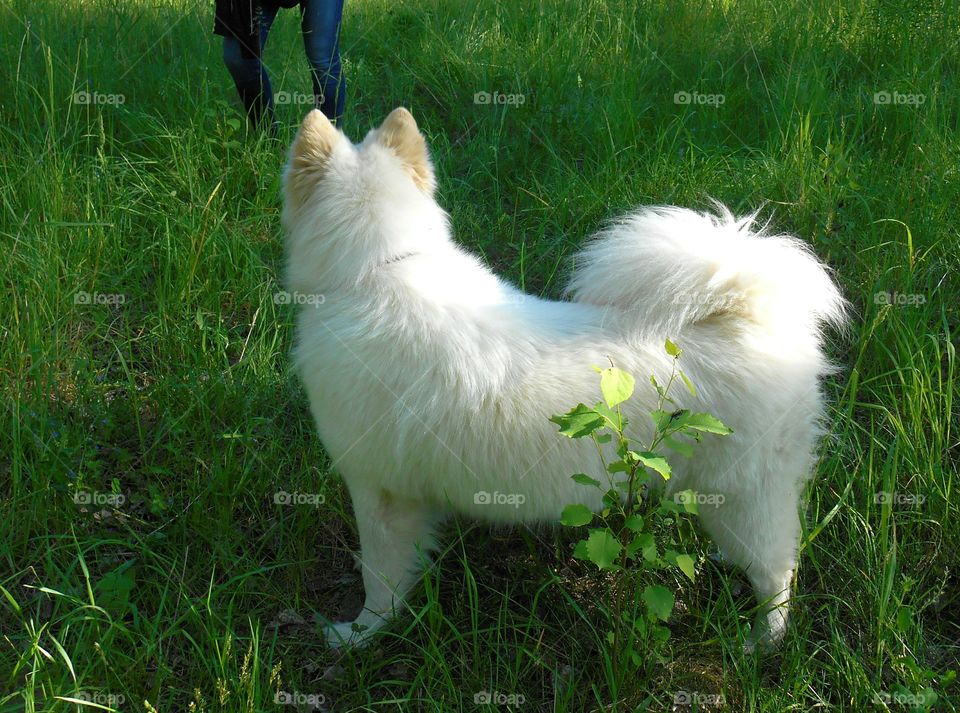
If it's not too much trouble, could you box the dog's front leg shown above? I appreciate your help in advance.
[326,483,438,648]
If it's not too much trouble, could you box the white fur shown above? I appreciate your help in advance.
[282,110,848,650]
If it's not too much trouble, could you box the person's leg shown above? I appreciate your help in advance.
[301,0,346,123]
[222,3,281,129]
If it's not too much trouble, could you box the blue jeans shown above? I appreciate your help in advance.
[222,0,345,128]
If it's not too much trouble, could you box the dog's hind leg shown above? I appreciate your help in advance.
[696,483,802,652]
[326,482,439,648]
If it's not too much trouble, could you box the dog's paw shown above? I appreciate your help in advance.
[325,621,363,648]
[743,613,786,654]
[324,620,379,649]
[744,632,779,654]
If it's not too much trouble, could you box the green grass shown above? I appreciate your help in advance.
[1,0,957,710]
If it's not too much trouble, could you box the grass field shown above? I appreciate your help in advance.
[1,0,958,710]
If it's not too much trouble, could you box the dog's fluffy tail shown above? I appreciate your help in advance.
[565,205,848,341]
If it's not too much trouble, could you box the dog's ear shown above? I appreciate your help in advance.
[285,110,340,206]
[290,109,339,171]
[376,107,436,194]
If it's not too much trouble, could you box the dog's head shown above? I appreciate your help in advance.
[282,107,443,293]
[283,107,435,214]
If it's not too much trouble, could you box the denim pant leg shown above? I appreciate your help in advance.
[222,3,281,127]
[301,0,346,122]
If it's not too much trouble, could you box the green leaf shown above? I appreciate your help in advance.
[664,338,682,357]
[624,514,644,532]
[682,412,733,435]
[674,489,700,514]
[658,499,682,514]
[585,528,622,570]
[599,367,635,408]
[572,539,590,560]
[602,489,620,509]
[595,433,612,444]
[571,473,602,489]
[593,401,625,431]
[650,409,673,431]
[663,436,695,457]
[95,562,137,612]
[651,624,671,642]
[626,532,656,561]
[649,374,666,399]
[679,369,696,397]
[560,504,594,527]
[636,451,672,479]
[675,553,696,581]
[895,606,914,631]
[643,585,674,621]
[638,468,652,485]
[550,404,605,438]
[665,409,691,429]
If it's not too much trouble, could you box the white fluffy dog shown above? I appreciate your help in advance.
[282,108,847,651]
